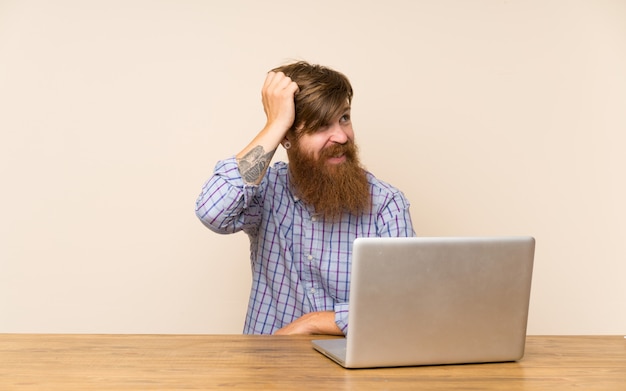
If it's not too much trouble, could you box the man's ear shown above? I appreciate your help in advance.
[282,137,292,150]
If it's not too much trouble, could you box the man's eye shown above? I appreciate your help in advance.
[340,114,350,122]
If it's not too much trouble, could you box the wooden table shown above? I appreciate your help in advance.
[1,334,624,390]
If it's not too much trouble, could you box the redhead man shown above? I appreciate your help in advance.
[195,61,415,335]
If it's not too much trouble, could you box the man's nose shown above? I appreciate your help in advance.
[328,123,349,144]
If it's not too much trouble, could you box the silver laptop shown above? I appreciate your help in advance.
[312,236,535,368]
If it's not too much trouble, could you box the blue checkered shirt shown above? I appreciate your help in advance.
[195,157,415,334]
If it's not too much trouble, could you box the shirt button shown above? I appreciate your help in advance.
[307,254,313,261]
[311,216,317,222]
[310,288,316,294]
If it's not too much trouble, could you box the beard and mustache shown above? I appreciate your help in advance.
[287,140,371,221]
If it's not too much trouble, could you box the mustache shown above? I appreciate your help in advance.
[319,141,357,160]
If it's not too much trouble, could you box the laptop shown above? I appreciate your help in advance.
[312,236,535,368]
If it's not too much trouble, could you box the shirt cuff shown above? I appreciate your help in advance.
[213,156,259,205]
[334,302,349,336]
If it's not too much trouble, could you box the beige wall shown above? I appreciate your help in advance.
[1,0,624,334]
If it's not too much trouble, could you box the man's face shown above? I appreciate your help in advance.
[287,106,370,220]
[292,107,354,165]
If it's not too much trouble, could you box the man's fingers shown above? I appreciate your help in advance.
[265,71,298,96]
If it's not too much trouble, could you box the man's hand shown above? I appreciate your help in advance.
[261,71,299,135]
[274,311,344,336]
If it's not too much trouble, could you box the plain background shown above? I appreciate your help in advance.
[1,0,624,334]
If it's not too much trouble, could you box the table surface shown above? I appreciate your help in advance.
[1,334,625,390]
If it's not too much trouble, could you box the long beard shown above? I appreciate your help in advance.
[288,141,371,221]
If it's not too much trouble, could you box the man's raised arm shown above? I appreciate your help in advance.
[236,71,299,185]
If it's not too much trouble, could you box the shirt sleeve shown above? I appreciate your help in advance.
[195,157,263,235]
[377,190,416,238]
[334,302,350,335]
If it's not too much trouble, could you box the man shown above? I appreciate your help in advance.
[195,61,415,335]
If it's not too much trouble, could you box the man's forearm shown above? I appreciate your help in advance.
[236,145,276,185]
[274,311,344,336]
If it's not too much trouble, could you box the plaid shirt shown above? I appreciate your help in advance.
[195,157,415,334]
